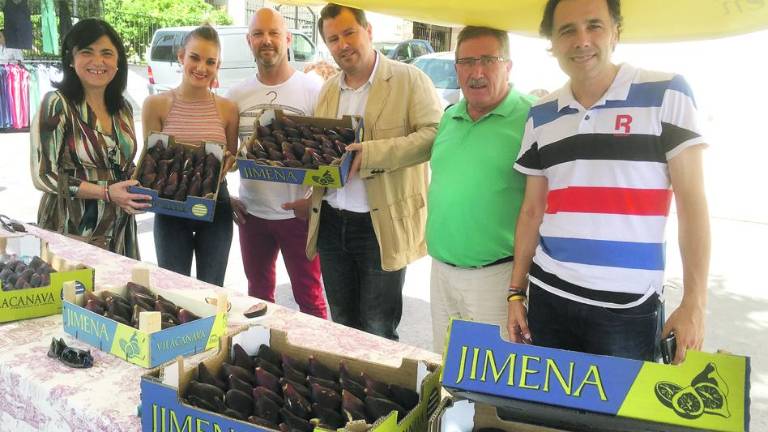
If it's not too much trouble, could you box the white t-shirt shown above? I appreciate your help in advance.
[0,46,23,62]
[226,71,322,219]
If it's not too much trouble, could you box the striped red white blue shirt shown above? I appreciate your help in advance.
[514,63,706,307]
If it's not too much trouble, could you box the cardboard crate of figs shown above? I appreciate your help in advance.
[62,265,227,368]
[237,110,362,188]
[130,132,227,222]
[0,231,94,323]
[141,324,442,431]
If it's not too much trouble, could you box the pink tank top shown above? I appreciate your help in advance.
[162,90,227,144]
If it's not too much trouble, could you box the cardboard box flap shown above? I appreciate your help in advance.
[442,320,750,432]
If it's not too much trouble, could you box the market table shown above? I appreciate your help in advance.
[0,225,440,432]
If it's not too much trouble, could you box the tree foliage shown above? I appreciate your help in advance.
[103,0,232,60]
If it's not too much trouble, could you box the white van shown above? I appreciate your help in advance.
[146,26,318,95]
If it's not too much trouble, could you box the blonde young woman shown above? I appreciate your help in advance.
[142,26,238,286]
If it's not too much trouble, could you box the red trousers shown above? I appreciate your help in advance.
[238,214,327,319]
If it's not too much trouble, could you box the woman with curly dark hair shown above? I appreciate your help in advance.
[31,19,150,258]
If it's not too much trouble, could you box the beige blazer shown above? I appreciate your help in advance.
[306,55,443,271]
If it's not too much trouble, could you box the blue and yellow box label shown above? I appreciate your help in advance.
[442,320,749,432]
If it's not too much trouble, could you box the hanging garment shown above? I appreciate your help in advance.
[0,67,10,128]
[3,0,34,50]
[41,0,60,55]
[26,64,40,122]
[57,0,73,39]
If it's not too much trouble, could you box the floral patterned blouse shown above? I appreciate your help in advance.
[30,90,140,259]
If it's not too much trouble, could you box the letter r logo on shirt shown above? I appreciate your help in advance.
[615,114,633,134]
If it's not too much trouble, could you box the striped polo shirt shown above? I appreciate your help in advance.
[514,63,706,308]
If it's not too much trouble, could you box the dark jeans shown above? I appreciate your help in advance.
[317,201,405,341]
[154,188,233,286]
[527,282,663,361]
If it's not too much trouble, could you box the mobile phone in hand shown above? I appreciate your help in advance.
[660,332,677,364]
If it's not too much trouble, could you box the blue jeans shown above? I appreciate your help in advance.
[153,188,233,286]
[317,201,405,341]
[527,282,663,361]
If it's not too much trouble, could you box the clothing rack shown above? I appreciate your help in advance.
[0,60,62,132]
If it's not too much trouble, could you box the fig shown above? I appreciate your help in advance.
[243,303,267,318]
[256,367,282,395]
[312,403,346,429]
[671,386,705,419]
[201,177,214,197]
[389,383,419,410]
[222,362,255,385]
[256,344,282,367]
[221,408,246,421]
[198,362,227,391]
[178,308,200,324]
[283,382,312,418]
[225,388,254,417]
[253,386,283,407]
[279,407,313,432]
[310,382,341,411]
[365,396,407,422]
[341,375,366,401]
[281,379,311,400]
[187,380,226,412]
[255,395,282,424]
[155,295,180,315]
[283,362,306,384]
[126,281,153,297]
[308,355,337,382]
[232,343,254,370]
[105,311,131,326]
[307,375,339,392]
[227,374,253,395]
[255,357,284,379]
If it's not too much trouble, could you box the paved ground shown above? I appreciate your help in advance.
[2,65,766,428]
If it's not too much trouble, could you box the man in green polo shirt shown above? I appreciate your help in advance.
[427,26,535,352]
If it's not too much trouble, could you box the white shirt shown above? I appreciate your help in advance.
[0,46,23,62]
[323,52,380,213]
[226,71,322,219]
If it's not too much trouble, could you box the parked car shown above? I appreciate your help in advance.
[374,39,434,63]
[411,52,461,109]
[146,26,318,95]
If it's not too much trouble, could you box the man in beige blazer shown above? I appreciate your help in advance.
[283,4,442,340]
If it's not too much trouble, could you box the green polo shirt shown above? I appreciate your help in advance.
[427,88,534,267]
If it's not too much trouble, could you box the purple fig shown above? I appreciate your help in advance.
[222,362,255,385]
[198,362,227,391]
[232,343,254,370]
[312,402,346,429]
[254,396,281,424]
[256,367,281,395]
[308,355,338,382]
[256,344,282,366]
[389,383,419,410]
[227,374,253,395]
[225,388,253,417]
[283,382,312,419]
[279,408,313,431]
[177,308,200,324]
[255,357,283,379]
[311,382,341,411]
[252,386,283,407]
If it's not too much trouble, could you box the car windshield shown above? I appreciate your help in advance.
[412,58,459,90]
[374,42,398,56]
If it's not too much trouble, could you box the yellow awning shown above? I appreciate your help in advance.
[281,0,768,42]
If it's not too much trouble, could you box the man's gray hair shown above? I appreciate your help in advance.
[456,26,510,60]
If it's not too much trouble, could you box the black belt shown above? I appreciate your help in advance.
[321,201,371,220]
[441,255,513,269]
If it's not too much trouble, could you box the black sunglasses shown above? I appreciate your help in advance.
[0,214,25,233]
[48,337,94,368]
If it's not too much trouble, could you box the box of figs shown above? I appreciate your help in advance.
[237,110,362,189]
[62,266,227,368]
[141,324,442,432]
[0,231,94,323]
[130,132,226,222]
[440,320,751,432]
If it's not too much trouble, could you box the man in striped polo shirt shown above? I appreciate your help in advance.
[508,0,710,364]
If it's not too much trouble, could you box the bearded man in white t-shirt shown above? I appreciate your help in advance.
[226,8,327,318]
